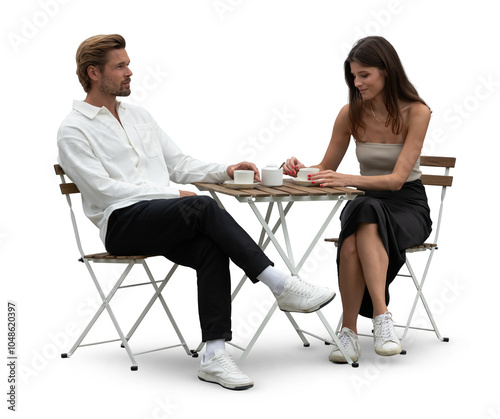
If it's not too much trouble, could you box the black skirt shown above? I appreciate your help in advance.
[336,179,432,318]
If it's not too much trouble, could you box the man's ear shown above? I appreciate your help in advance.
[87,65,100,82]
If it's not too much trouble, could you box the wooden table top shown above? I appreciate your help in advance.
[193,179,364,199]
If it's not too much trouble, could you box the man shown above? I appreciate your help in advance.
[57,34,335,390]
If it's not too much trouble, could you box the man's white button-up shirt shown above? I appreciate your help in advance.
[57,100,230,243]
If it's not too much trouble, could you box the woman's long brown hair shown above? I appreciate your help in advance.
[344,36,429,139]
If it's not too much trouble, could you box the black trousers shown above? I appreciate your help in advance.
[105,196,273,342]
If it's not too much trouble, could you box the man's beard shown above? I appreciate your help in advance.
[100,74,131,97]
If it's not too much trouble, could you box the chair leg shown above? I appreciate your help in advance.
[140,262,193,356]
[400,253,448,345]
[62,260,139,370]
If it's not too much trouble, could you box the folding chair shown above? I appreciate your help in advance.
[325,156,456,354]
[54,164,197,371]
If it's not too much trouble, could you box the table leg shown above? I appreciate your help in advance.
[244,198,349,361]
[209,190,225,210]
[248,200,295,273]
[231,202,288,301]
[277,201,296,271]
[295,199,344,272]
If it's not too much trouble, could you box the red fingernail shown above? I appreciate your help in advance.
[311,181,315,184]
[320,184,324,187]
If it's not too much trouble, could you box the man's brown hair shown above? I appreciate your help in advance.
[76,34,126,93]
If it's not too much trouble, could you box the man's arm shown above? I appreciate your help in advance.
[57,130,182,208]
[153,120,232,185]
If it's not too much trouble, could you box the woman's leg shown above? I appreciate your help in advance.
[338,234,365,333]
[355,223,389,317]
[338,222,389,331]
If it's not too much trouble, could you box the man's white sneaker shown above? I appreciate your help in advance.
[329,327,361,363]
[276,276,336,313]
[198,349,253,390]
[373,311,402,356]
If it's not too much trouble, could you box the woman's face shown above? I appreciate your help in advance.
[350,61,386,102]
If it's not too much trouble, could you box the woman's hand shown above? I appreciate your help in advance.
[283,157,305,177]
[309,170,352,188]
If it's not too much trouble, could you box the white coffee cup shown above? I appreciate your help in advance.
[297,167,319,181]
[234,170,254,184]
[261,164,283,187]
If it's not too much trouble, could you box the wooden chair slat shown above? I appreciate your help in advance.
[420,156,456,168]
[420,174,453,187]
[85,252,148,260]
[54,164,65,175]
[60,183,80,194]
[324,237,437,251]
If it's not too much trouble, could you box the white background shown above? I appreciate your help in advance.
[1,0,499,418]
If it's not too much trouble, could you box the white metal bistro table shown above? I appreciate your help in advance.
[192,179,364,366]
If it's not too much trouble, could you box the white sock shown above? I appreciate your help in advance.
[257,266,289,295]
[204,339,225,361]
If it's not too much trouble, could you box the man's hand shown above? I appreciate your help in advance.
[226,161,261,182]
[179,190,197,197]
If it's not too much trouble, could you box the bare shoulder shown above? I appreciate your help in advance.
[407,102,431,119]
[338,103,350,118]
[334,104,352,133]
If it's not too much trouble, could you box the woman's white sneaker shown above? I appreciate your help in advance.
[198,349,253,390]
[372,311,402,356]
[329,327,361,363]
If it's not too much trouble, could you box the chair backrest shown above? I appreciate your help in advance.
[54,164,87,259]
[54,164,80,194]
[419,156,455,187]
[418,156,456,244]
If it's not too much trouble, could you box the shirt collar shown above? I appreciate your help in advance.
[72,100,126,119]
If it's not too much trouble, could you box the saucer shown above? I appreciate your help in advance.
[223,180,259,189]
[292,179,318,187]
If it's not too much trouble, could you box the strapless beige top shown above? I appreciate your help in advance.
[355,141,421,183]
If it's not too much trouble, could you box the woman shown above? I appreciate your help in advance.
[283,36,432,363]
